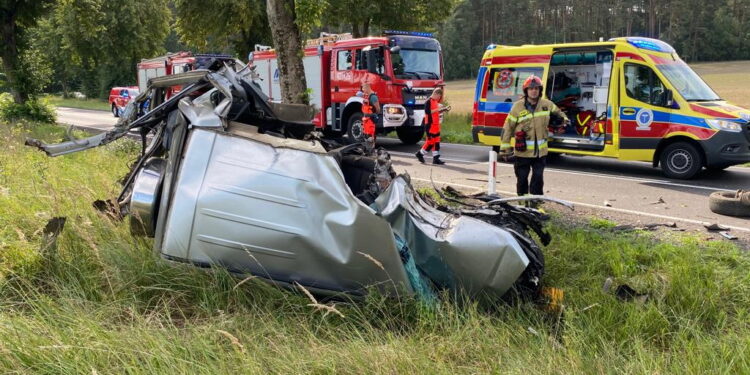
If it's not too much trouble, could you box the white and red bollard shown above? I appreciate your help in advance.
[487,149,497,195]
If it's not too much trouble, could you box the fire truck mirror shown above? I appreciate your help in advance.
[390,46,401,54]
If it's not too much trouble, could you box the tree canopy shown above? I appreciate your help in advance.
[438,0,750,80]
[2,0,748,102]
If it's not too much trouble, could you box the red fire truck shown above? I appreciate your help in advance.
[137,52,233,98]
[249,31,445,144]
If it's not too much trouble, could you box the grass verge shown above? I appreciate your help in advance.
[43,95,111,112]
[1,122,749,373]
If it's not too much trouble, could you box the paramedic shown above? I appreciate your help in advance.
[500,75,568,201]
[415,88,446,165]
[361,83,380,147]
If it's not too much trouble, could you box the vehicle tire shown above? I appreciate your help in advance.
[709,190,750,217]
[112,104,119,118]
[396,127,424,145]
[346,112,366,143]
[659,142,703,179]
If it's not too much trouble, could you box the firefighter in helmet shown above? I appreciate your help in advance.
[500,75,568,204]
[415,88,448,165]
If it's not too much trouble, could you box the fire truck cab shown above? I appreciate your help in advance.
[472,37,750,179]
[250,31,444,144]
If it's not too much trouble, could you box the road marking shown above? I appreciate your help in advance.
[390,151,736,192]
[410,177,750,233]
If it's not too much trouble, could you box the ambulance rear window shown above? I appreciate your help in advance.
[485,67,544,103]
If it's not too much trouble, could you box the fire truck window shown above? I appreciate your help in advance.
[337,50,352,70]
[624,63,668,107]
[355,49,363,70]
[355,48,385,74]
[485,67,544,103]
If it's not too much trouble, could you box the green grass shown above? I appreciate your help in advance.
[43,95,111,112]
[1,122,750,373]
[440,113,473,144]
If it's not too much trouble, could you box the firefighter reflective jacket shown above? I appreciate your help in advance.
[500,97,567,158]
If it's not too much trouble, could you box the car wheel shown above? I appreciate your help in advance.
[112,104,119,118]
[396,127,424,145]
[659,142,703,179]
[709,190,750,217]
[347,112,366,143]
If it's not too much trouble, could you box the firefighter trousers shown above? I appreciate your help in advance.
[514,156,546,196]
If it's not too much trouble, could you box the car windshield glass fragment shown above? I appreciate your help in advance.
[392,49,440,80]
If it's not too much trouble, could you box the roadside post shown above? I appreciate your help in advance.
[488,149,497,195]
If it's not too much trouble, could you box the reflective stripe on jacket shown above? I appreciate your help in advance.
[500,97,567,158]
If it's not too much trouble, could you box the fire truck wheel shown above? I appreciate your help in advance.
[396,127,424,145]
[346,112,366,142]
[112,104,119,118]
[660,142,703,179]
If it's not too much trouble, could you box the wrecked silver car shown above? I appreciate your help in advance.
[27,58,556,301]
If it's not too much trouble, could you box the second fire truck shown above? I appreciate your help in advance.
[250,31,445,144]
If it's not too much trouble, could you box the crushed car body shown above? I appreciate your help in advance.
[27,58,559,301]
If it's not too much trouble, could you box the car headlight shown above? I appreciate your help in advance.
[386,107,404,115]
[706,119,742,132]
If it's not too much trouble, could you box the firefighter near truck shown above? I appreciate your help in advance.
[249,31,444,145]
[472,37,750,179]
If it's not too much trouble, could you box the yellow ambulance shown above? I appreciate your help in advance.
[471,37,750,179]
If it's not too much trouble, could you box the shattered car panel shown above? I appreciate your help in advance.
[27,58,557,300]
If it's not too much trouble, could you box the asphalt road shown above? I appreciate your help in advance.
[56,107,750,232]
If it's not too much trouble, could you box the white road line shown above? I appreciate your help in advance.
[390,151,736,192]
[410,177,750,233]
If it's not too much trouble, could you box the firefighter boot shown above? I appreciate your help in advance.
[415,151,425,164]
[432,155,446,165]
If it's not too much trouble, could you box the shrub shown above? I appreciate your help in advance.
[0,93,56,123]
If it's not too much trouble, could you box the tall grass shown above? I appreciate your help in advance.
[1,122,749,373]
[441,113,473,144]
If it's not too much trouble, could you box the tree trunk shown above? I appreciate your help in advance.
[362,18,370,37]
[0,9,28,104]
[266,0,308,104]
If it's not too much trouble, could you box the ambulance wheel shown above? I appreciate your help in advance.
[396,127,424,145]
[112,104,119,117]
[346,112,366,143]
[660,142,703,179]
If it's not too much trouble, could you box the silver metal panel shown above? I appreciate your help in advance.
[302,55,323,109]
[160,128,413,294]
[129,158,166,237]
[374,177,530,297]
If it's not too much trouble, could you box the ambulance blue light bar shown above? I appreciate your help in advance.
[383,30,434,38]
[623,37,675,53]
